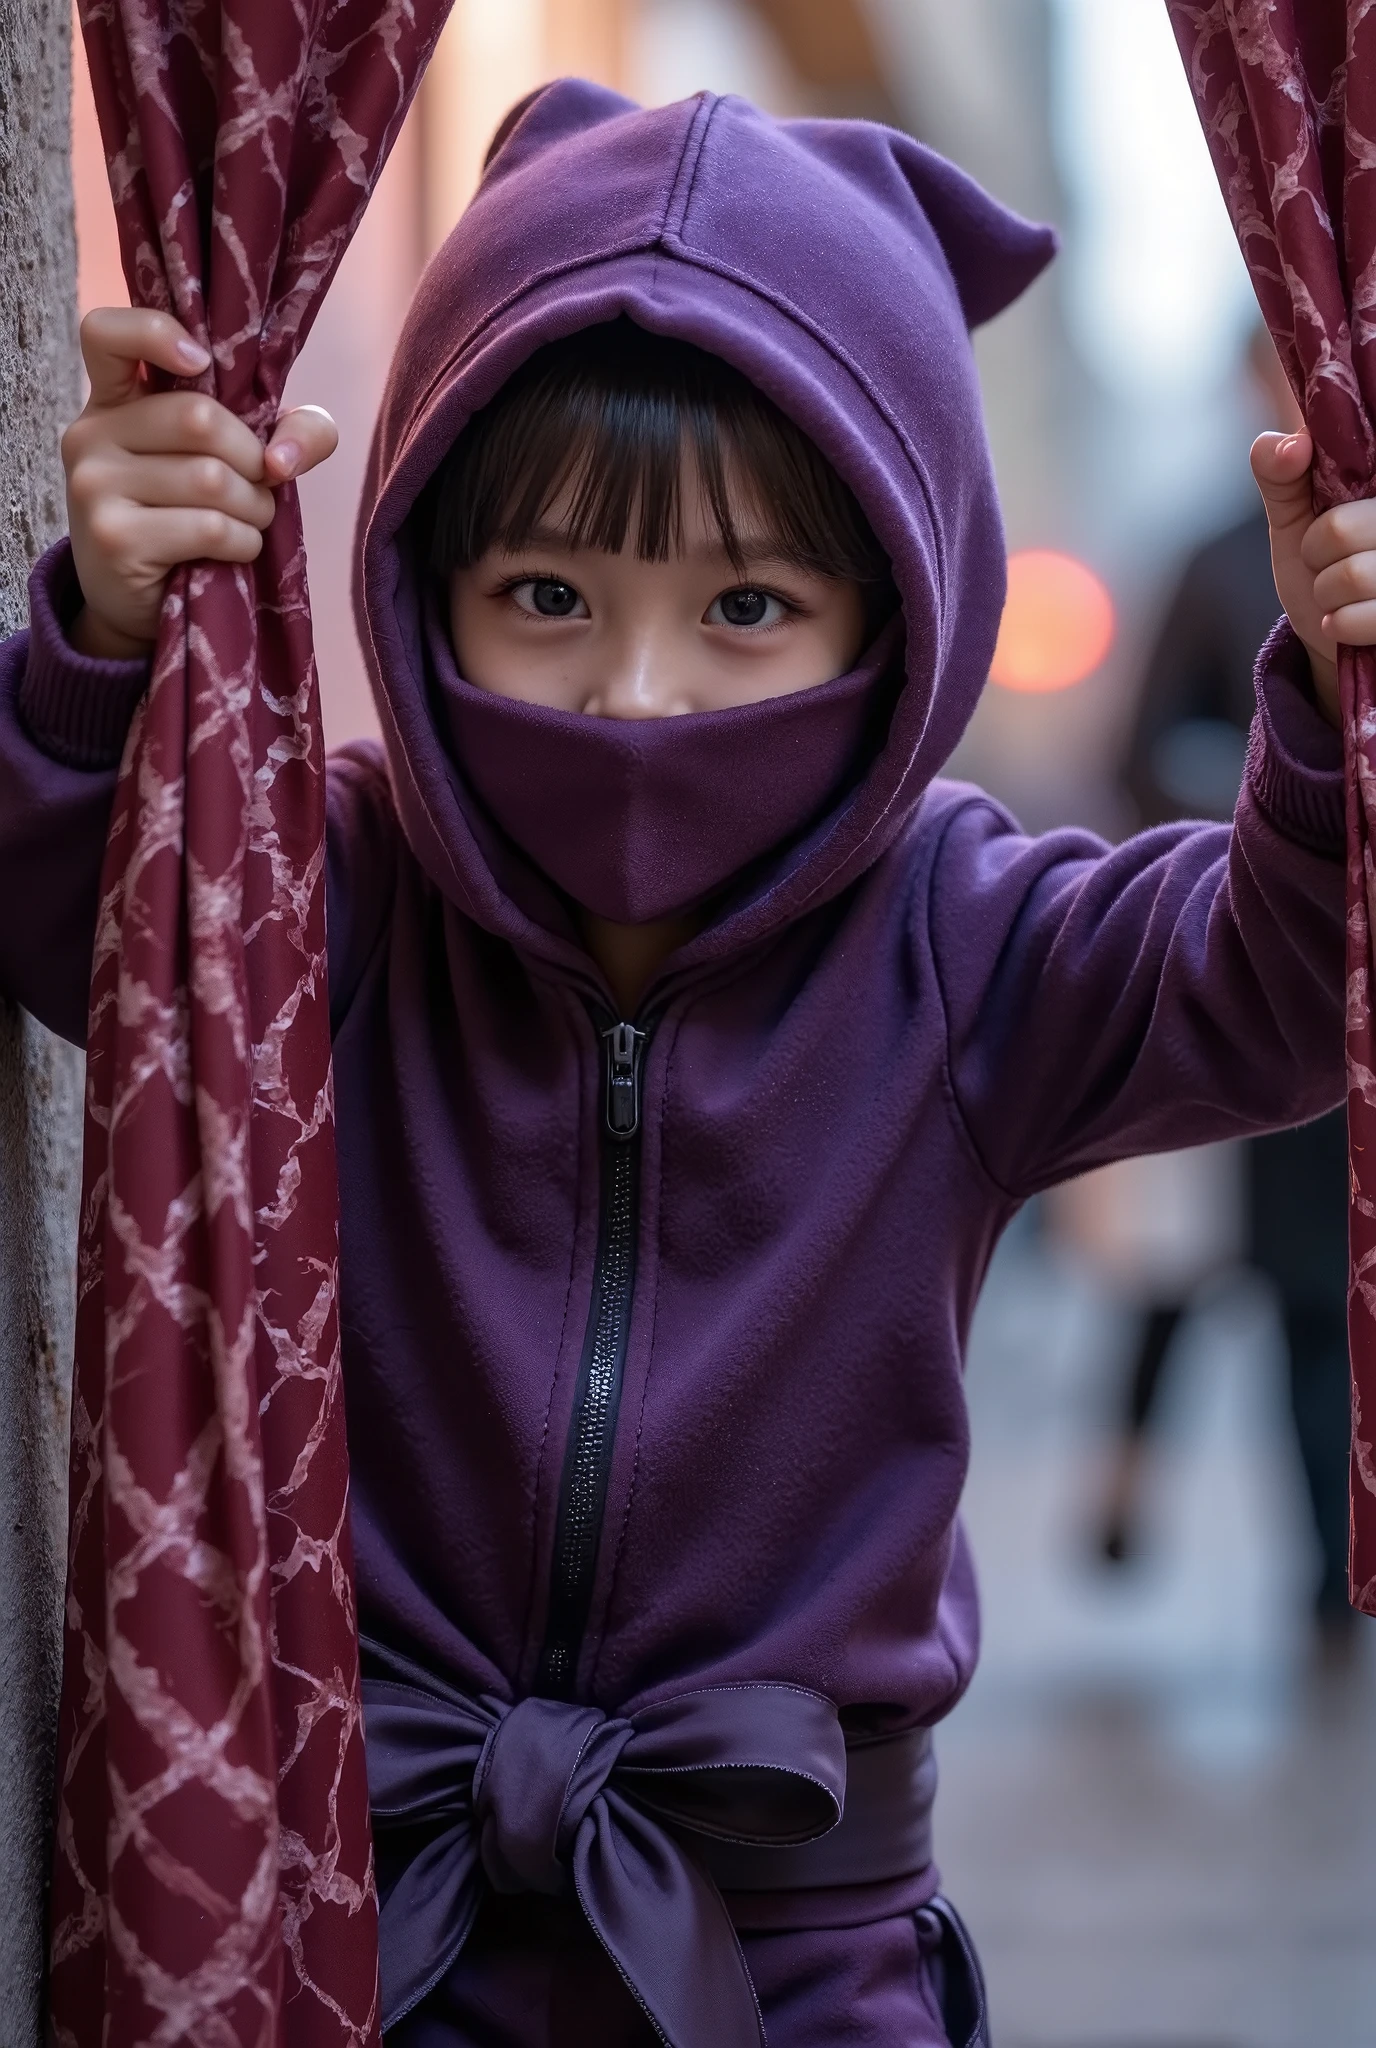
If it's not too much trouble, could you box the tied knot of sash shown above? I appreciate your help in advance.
[473,1697,632,1896]
[362,1650,847,2047]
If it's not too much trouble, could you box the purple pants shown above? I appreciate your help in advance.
[389,1894,984,2047]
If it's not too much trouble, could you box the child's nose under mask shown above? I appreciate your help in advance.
[428,598,904,925]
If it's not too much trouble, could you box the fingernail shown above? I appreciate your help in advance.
[273,441,300,478]
[175,336,210,370]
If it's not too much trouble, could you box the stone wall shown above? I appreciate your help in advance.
[0,1,83,2038]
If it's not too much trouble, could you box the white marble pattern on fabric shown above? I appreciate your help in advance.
[48,4,454,2043]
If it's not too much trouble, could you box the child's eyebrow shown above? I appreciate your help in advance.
[492,522,803,571]
[502,521,578,550]
[704,533,799,568]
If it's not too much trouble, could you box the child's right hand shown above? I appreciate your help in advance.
[62,307,338,660]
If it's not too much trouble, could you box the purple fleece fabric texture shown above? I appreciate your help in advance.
[0,81,1347,2048]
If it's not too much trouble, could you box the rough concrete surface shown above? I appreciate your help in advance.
[0,1,84,2038]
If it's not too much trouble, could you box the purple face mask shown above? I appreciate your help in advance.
[428,599,904,924]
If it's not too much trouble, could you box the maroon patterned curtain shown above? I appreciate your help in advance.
[1166,1,1376,1616]
[48,3,450,2039]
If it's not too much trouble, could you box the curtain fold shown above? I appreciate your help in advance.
[1167,0,1376,1616]
[48,5,451,2040]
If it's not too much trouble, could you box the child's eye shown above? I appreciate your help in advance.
[510,577,588,619]
[706,587,789,630]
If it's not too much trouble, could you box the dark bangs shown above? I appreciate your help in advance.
[429,317,893,590]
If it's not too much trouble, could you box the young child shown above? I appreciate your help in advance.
[3,81,1370,2048]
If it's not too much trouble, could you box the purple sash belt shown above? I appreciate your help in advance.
[362,1647,932,2045]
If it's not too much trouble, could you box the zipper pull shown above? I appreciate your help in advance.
[603,1021,646,1139]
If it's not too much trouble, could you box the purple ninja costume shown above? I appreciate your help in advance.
[0,81,1349,2047]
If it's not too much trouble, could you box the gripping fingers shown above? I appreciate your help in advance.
[1313,548,1376,624]
[264,404,339,482]
[79,306,210,407]
[92,504,268,576]
[1319,597,1376,648]
[99,454,277,530]
[1302,500,1376,574]
[106,390,268,482]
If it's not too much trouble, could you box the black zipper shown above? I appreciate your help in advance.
[536,1015,649,1699]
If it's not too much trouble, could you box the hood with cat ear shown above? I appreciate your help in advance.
[354,80,1056,963]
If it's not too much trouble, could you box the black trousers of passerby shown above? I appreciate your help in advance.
[1112,1110,1351,1618]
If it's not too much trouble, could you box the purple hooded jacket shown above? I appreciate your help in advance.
[0,82,1347,2048]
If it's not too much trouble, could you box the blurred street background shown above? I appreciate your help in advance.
[70,3,1376,2041]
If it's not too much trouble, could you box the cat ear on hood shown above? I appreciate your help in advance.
[900,137,1058,326]
[481,76,639,183]
[785,118,1058,329]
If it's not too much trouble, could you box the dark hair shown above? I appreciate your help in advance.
[429,317,893,596]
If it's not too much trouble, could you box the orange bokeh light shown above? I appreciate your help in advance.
[990,549,1116,693]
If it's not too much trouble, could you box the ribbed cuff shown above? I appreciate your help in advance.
[18,539,152,771]
[1244,616,1345,857]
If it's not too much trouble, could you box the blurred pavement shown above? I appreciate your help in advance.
[939,1219,1376,2048]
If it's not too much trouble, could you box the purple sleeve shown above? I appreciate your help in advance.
[0,542,150,1043]
[0,540,398,1047]
[929,621,1346,1198]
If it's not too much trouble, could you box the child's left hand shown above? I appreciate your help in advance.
[1253,429,1376,728]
